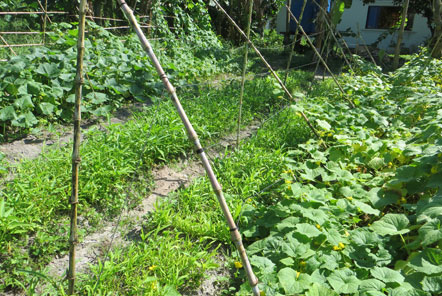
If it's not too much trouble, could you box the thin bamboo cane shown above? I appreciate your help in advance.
[68,0,87,294]
[212,0,322,140]
[313,30,330,78]
[0,35,17,56]
[356,23,377,66]
[310,0,353,72]
[116,1,260,294]
[0,11,67,15]
[0,43,44,48]
[286,5,355,109]
[284,0,307,83]
[285,0,291,45]
[393,0,409,69]
[236,0,253,149]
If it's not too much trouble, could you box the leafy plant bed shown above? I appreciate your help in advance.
[0,71,311,293]
[66,53,442,296]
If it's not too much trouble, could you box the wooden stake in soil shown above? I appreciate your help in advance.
[212,0,322,140]
[284,0,307,83]
[116,1,260,294]
[356,23,377,66]
[286,5,355,108]
[393,0,410,69]
[236,0,253,149]
[68,0,87,294]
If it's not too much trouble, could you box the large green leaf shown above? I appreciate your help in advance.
[370,213,410,236]
[422,276,442,293]
[305,283,337,296]
[409,248,442,275]
[370,267,404,284]
[278,267,311,294]
[418,219,442,247]
[327,269,360,294]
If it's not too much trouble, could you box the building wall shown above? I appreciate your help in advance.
[337,0,431,52]
[276,0,432,52]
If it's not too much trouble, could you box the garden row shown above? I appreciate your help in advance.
[59,53,441,295]
[0,69,312,292]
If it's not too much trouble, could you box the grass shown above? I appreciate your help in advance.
[72,104,311,295]
[0,70,312,292]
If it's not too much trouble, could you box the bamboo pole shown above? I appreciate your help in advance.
[393,0,410,69]
[0,43,44,48]
[310,0,353,71]
[284,0,308,83]
[286,5,355,108]
[356,23,377,66]
[236,0,253,149]
[212,0,322,140]
[116,1,260,294]
[0,11,67,15]
[68,0,87,294]
[313,30,330,78]
[0,35,17,56]
[284,0,291,45]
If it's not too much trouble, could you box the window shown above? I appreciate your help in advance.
[365,6,414,30]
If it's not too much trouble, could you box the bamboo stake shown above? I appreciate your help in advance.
[310,0,353,72]
[430,32,442,57]
[284,0,308,83]
[356,23,377,66]
[212,0,322,140]
[0,35,17,56]
[313,30,330,78]
[236,0,253,149]
[286,5,355,108]
[116,1,260,294]
[68,0,87,294]
[284,0,291,45]
[0,11,67,15]
[393,0,410,69]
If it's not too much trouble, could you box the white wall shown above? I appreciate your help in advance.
[337,0,431,52]
[275,0,432,52]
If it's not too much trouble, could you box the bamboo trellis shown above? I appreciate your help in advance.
[68,0,87,294]
[236,0,253,149]
[284,0,308,83]
[211,0,322,141]
[116,0,261,294]
[285,5,355,109]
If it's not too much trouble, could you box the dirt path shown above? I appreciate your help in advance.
[43,123,259,294]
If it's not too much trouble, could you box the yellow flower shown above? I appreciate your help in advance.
[333,245,340,251]
[300,261,306,266]
[316,224,321,229]
[149,265,157,271]
[234,261,243,269]
[151,281,157,290]
[260,291,266,296]
[400,197,407,204]
[296,271,301,279]
[344,230,350,237]
[347,196,353,201]
[338,242,345,249]
[285,180,292,184]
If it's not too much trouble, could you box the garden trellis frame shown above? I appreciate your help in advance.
[116,0,261,295]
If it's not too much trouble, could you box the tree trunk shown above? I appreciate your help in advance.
[393,0,410,68]
[431,0,442,58]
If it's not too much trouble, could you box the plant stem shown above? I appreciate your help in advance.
[68,0,86,294]
[236,0,253,149]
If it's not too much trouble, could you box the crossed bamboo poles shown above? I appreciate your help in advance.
[67,1,359,293]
